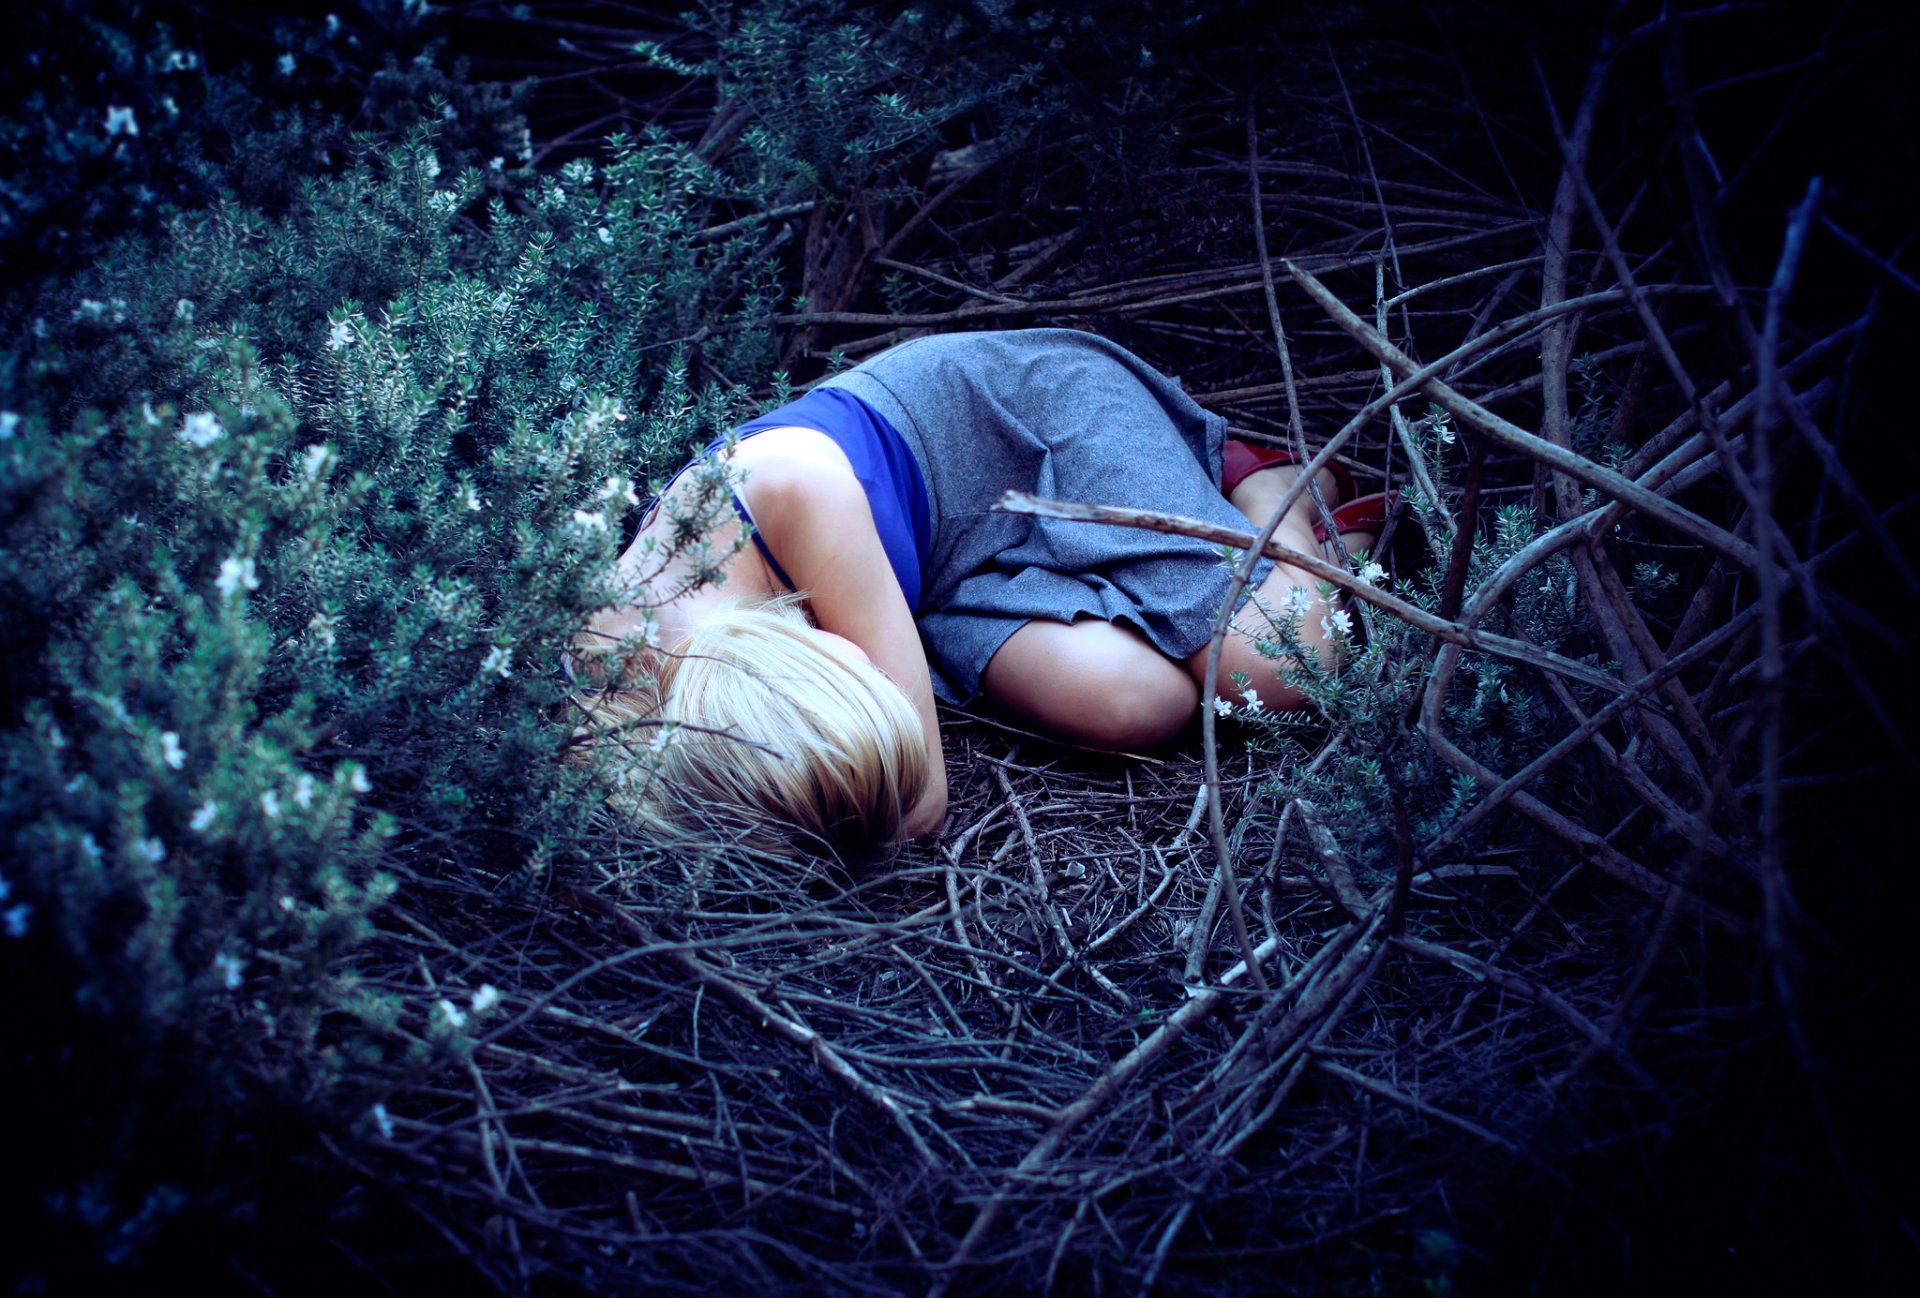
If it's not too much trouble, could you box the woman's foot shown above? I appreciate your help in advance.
[1221,440,1359,548]
[1222,439,1393,572]
[1329,527,1380,567]
[1221,439,1355,502]
[1225,459,1348,524]
[1312,492,1396,565]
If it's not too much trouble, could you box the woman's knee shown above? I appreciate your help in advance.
[982,619,1197,749]
[1080,666,1196,748]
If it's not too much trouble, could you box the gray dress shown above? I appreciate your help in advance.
[816,329,1275,704]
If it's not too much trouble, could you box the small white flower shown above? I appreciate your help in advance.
[293,773,316,809]
[260,789,282,820]
[105,105,139,137]
[1356,561,1386,585]
[279,894,296,912]
[470,984,501,1014]
[489,155,504,171]
[325,14,340,38]
[214,952,246,989]
[0,411,18,440]
[647,722,678,754]
[180,411,225,447]
[371,1103,394,1139]
[1328,608,1354,636]
[423,154,441,181]
[1438,424,1456,445]
[570,508,609,535]
[160,731,186,770]
[437,998,468,1029]
[480,645,513,679]
[165,50,197,71]
[599,476,640,508]
[277,52,296,75]
[191,801,218,832]
[174,298,194,321]
[136,836,166,864]
[2,904,29,939]
[1282,586,1315,618]
[1239,688,1265,713]
[303,444,334,478]
[348,765,372,794]
[1211,696,1234,717]
[326,319,353,350]
[598,227,614,245]
[75,298,108,321]
[461,484,484,512]
[142,402,162,426]
[215,555,259,598]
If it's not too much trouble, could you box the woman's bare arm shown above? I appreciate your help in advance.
[738,430,948,839]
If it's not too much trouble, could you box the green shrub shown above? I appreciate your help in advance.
[0,16,806,1277]
[0,0,530,305]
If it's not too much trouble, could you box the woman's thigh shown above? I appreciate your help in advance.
[980,617,1198,750]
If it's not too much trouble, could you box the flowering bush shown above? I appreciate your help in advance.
[0,9,783,1279]
[0,1,530,305]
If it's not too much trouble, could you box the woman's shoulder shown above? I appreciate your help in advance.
[729,425,863,500]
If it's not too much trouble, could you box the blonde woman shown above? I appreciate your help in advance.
[571,329,1384,861]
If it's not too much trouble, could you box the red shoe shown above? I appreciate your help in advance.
[1221,438,1356,504]
[1311,491,1397,545]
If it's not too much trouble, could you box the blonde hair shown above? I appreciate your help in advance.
[568,597,928,863]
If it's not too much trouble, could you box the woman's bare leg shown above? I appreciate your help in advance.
[982,617,1200,749]
[1184,463,1376,711]
[980,464,1377,743]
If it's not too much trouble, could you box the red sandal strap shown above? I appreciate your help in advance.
[1311,491,1398,544]
[1221,438,1356,504]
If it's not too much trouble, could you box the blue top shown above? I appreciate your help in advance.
[647,387,933,612]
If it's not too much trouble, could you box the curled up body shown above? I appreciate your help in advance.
[565,330,1380,864]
